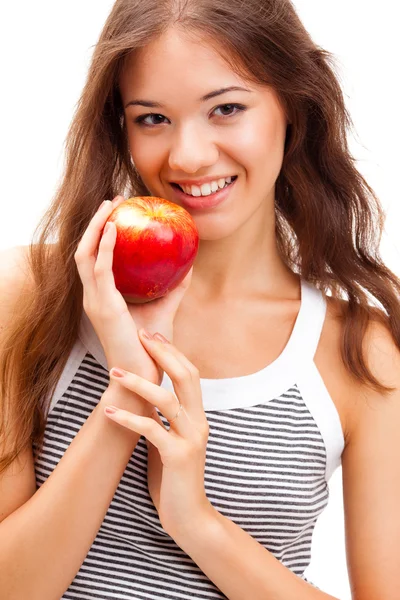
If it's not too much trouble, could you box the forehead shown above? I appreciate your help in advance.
[119,28,249,97]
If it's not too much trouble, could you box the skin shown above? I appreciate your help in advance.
[118,27,298,303]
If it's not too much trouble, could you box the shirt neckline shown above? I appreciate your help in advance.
[78,277,326,410]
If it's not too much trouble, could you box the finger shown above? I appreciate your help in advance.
[104,406,170,454]
[109,368,191,436]
[180,265,194,291]
[138,330,204,422]
[153,266,194,320]
[141,329,199,374]
[74,196,122,290]
[94,220,118,301]
[112,195,125,210]
[146,411,165,455]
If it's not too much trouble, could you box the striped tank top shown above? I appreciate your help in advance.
[34,278,345,599]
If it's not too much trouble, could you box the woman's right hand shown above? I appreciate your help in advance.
[74,195,193,415]
[74,196,160,414]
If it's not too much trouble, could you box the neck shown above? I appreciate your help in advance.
[188,210,299,303]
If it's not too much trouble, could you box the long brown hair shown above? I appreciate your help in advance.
[1,0,399,473]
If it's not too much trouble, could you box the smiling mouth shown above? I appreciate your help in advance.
[171,176,238,197]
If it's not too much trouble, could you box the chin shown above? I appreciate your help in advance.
[190,216,242,241]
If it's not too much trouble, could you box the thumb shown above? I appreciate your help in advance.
[155,266,194,318]
[179,266,194,291]
[169,266,194,302]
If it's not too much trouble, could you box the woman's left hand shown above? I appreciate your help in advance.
[103,328,214,537]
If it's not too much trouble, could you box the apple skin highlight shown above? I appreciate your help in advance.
[106,196,199,303]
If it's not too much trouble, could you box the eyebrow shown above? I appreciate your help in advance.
[124,86,252,109]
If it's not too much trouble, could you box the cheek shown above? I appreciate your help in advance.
[128,132,164,176]
[229,115,286,182]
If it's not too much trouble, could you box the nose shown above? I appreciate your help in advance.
[168,122,219,173]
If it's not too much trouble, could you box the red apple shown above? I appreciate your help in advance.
[106,196,199,303]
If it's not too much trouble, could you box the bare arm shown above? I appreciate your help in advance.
[171,507,339,600]
[341,321,400,600]
[0,389,144,600]
[0,246,144,598]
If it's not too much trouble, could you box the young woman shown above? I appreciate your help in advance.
[1,1,399,598]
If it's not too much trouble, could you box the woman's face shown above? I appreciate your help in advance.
[119,28,289,241]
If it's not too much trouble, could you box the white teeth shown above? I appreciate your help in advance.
[210,181,219,192]
[180,176,235,197]
[200,183,212,196]
[217,178,226,189]
[191,185,202,197]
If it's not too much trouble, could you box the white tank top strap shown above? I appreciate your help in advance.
[293,280,344,480]
[285,278,327,366]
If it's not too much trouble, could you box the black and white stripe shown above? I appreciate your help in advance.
[34,351,329,599]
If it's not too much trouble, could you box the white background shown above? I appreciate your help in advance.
[1,2,399,598]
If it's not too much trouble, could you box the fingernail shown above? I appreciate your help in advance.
[104,406,118,415]
[140,329,153,340]
[153,332,170,344]
[98,200,111,211]
[110,367,126,378]
[104,222,113,234]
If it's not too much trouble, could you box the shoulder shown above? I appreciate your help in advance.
[346,314,400,435]
[315,294,399,443]
[332,295,400,433]
[314,295,356,443]
[0,246,34,329]
[0,243,61,333]
[0,244,32,280]
[0,243,58,291]
[359,316,400,388]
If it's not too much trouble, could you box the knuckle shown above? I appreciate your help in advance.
[199,423,210,440]
[192,429,208,450]
[157,393,175,415]
[174,367,191,384]
[93,263,106,277]
[142,420,157,437]
[121,414,134,429]
[166,391,177,405]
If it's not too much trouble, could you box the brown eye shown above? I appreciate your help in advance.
[134,113,168,127]
[213,103,246,118]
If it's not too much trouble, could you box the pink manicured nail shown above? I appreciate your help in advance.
[153,332,170,344]
[110,367,126,378]
[104,406,118,415]
[140,329,153,340]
